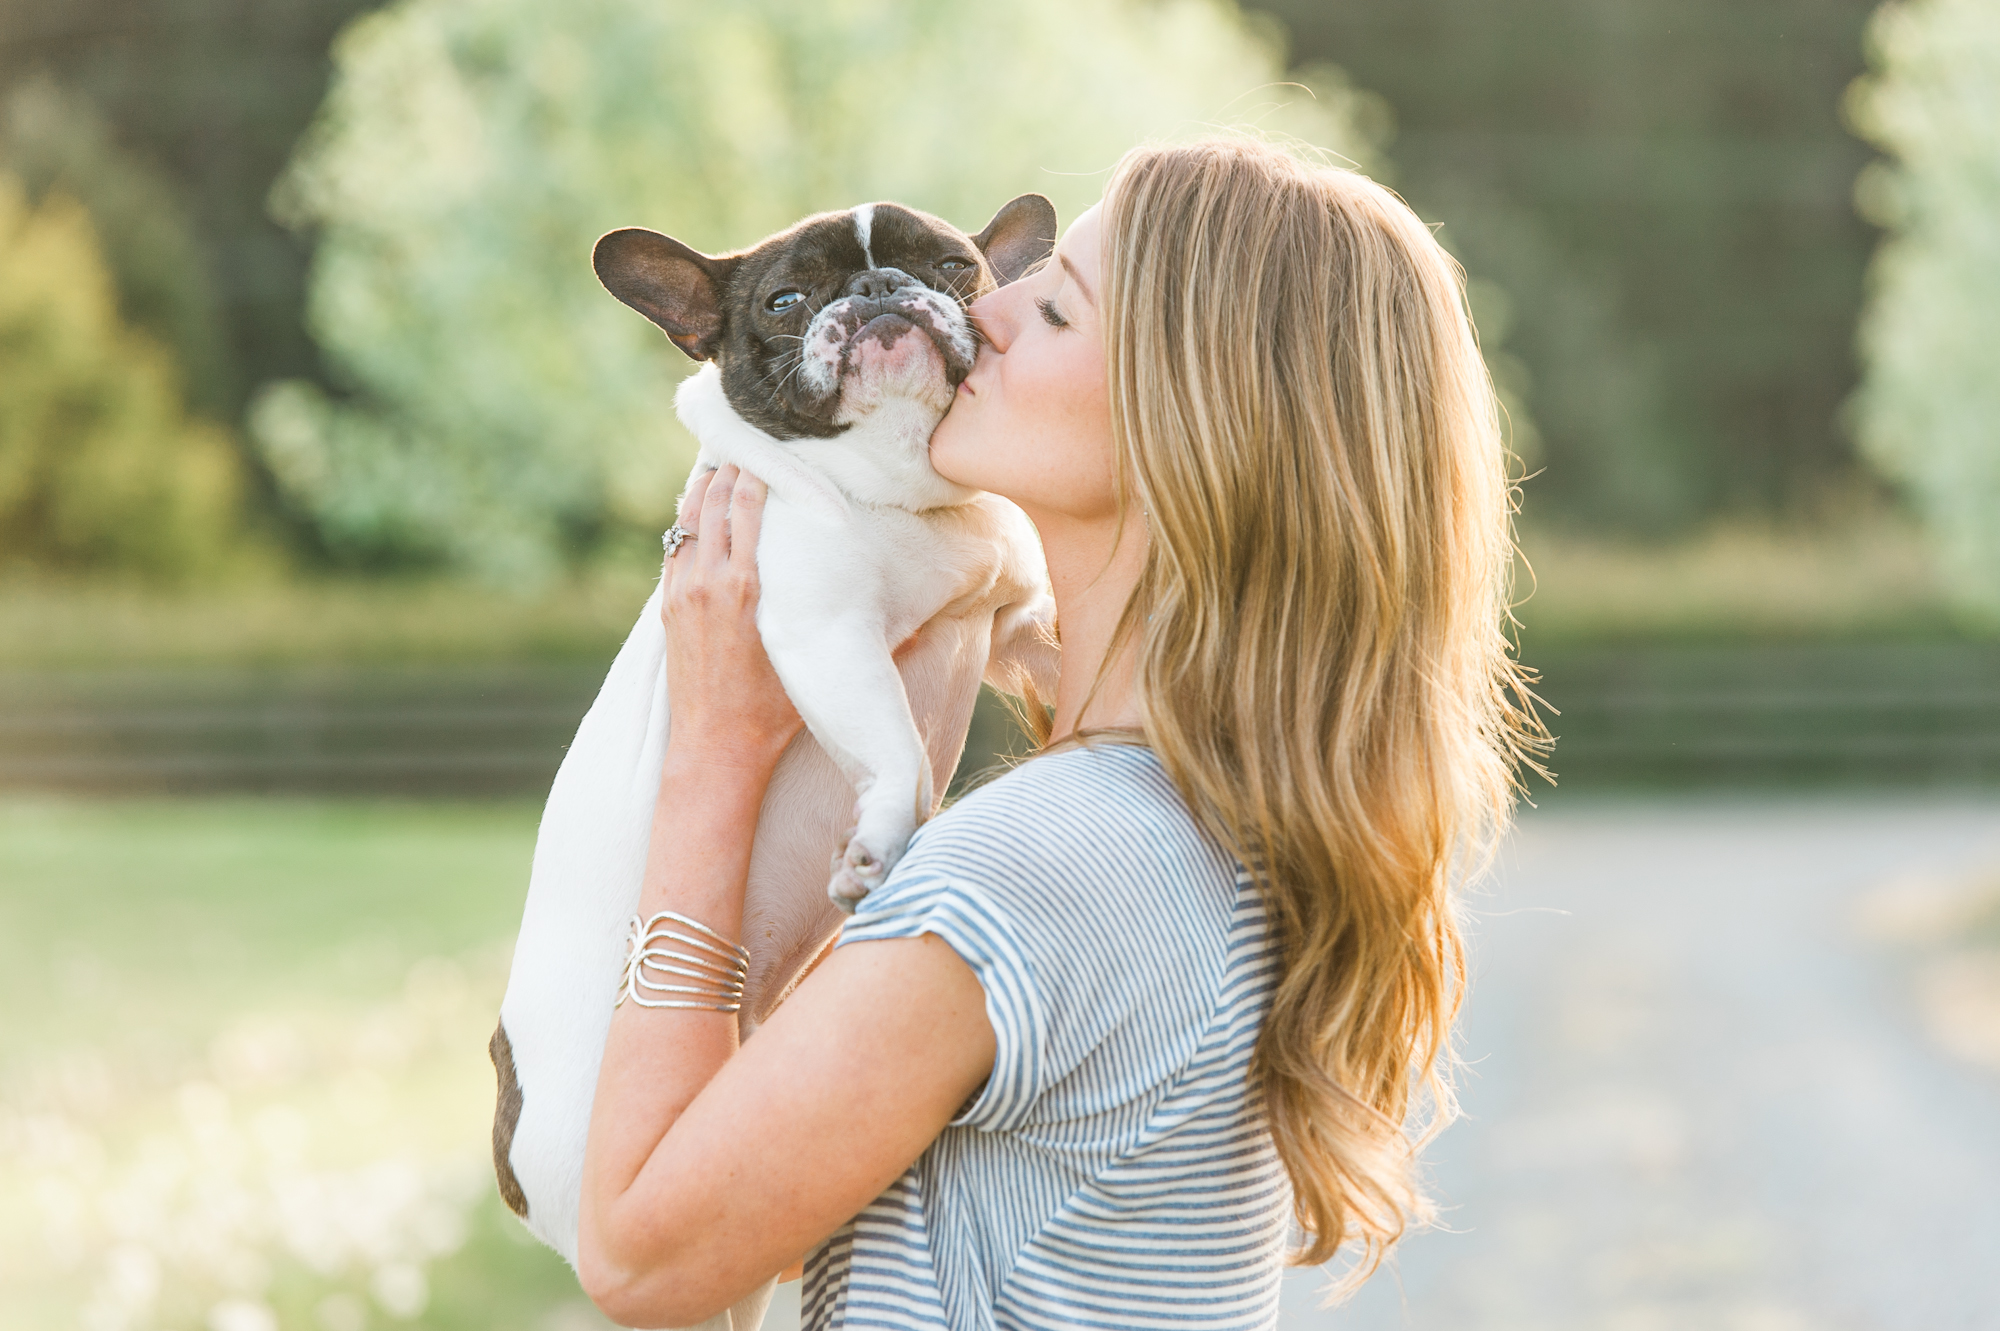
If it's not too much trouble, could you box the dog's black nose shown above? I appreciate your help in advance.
[845,268,915,300]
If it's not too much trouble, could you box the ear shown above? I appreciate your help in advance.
[593,229,738,361]
[971,194,1058,286]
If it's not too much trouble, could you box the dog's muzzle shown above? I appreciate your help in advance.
[796,269,978,403]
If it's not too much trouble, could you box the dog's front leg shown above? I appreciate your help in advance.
[986,590,1060,702]
[763,609,931,910]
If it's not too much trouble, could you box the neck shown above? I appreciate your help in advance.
[1030,503,1147,743]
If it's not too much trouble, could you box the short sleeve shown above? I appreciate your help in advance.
[831,746,1242,1139]
[837,865,1051,1132]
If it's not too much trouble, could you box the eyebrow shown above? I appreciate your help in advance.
[1058,253,1097,307]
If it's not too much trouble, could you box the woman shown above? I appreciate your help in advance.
[577,137,1540,1329]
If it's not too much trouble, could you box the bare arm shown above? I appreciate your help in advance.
[576,466,996,1328]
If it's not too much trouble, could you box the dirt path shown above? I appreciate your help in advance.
[1282,796,2000,1330]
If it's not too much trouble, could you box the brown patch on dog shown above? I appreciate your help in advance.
[489,1020,529,1218]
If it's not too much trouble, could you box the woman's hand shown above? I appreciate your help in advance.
[662,465,803,769]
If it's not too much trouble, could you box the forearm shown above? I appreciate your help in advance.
[578,732,788,1287]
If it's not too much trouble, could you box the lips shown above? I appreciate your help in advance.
[955,344,996,397]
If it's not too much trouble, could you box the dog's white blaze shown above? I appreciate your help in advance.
[853,203,876,269]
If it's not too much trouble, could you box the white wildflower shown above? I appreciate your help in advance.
[371,1261,429,1319]
[4,956,494,1328]
[207,1296,279,1331]
[315,1291,370,1331]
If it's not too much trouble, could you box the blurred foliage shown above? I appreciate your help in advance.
[0,77,233,420]
[3,0,1917,579]
[254,0,1382,581]
[1251,0,1881,535]
[1845,0,2000,620]
[0,174,248,578]
[0,0,379,425]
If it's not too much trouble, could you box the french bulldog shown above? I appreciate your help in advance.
[489,196,1062,1329]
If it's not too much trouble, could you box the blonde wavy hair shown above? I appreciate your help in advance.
[1077,137,1544,1279]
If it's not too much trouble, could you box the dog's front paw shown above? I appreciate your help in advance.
[828,828,891,913]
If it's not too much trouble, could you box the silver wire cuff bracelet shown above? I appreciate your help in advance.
[615,909,752,1012]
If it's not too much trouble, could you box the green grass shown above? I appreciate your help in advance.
[0,800,539,1061]
[0,798,612,1331]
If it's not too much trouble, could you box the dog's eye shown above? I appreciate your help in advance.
[936,257,973,273]
[766,289,806,313]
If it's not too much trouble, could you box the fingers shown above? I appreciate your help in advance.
[699,464,739,567]
[678,468,718,533]
[663,464,772,606]
[727,472,767,578]
[664,468,718,583]
[665,464,766,584]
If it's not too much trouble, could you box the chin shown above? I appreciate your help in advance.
[926,421,978,491]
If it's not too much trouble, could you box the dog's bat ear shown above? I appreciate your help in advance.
[972,194,1058,287]
[593,229,738,362]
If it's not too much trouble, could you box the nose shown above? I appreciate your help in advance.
[844,267,916,300]
[967,288,1010,353]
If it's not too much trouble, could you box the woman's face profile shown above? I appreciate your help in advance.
[929,204,1115,525]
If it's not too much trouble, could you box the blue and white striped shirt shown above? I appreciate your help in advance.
[803,743,1291,1329]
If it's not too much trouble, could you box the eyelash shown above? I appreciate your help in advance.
[1035,297,1068,329]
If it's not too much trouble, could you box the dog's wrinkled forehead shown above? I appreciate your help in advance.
[730,204,984,310]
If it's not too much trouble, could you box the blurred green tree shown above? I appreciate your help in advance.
[1251,0,1882,536]
[0,77,233,420]
[0,0,382,421]
[1,0,386,565]
[1846,0,2000,618]
[0,176,245,577]
[257,0,1381,581]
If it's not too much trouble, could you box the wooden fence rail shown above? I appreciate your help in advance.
[3,643,1996,795]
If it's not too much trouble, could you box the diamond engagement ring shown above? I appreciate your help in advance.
[663,524,695,557]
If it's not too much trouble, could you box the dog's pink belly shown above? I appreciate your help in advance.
[736,614,991,1027]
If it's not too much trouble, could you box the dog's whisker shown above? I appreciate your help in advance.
[779,360,817,395]
[767,347,816,396]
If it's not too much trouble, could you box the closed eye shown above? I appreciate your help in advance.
[1035,296,1068,329]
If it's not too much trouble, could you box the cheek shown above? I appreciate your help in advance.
[927,387,987,484]
[1061,351,1112,452]
[930,335,1115,515]
[1031,346,1114,494]
[1010,334,1104,434]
